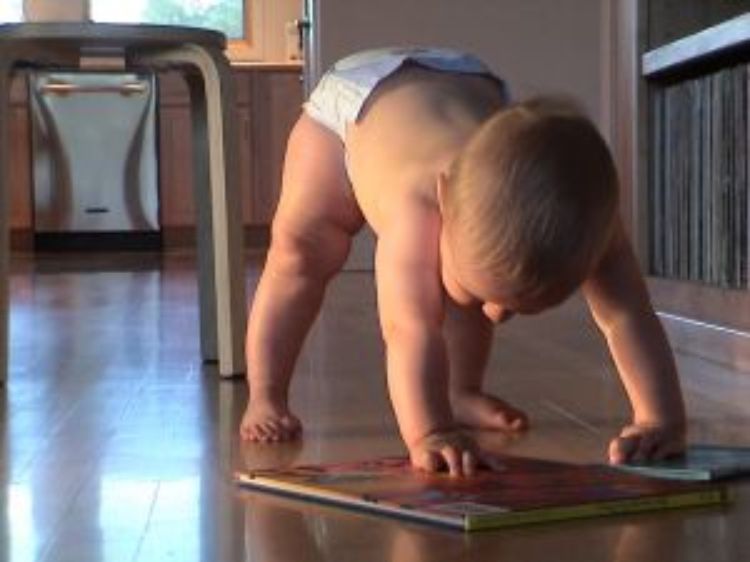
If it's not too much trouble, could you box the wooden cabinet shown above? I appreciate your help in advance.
[609,1,750,370]
[157,72,196,245]
[157,65,303,245]
[8,75,32,248]
[644,0,750,50]
[242,68,303,225]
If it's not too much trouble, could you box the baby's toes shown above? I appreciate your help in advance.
[279,415,302,435]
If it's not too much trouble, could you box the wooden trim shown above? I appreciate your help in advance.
[604,0,648,259]
[600,0,614,144]
[231,62,303,71]
[659,312,750,372]
[648,277,750,333]
[9,73,27,106]
[161,225,196,248]
[643,13,750,77]
[162,225,269,249]
[9,228,33,252]
[608,3,750,371]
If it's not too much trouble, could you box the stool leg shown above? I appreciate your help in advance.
[183,71,219,366]
[137,46,246,377]
[0,63,11,385]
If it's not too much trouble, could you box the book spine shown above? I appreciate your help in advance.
[237,475,466,530]
[466,489,729,532]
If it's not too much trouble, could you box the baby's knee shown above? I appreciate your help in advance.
[267,222,352,281]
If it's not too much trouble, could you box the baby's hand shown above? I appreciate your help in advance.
[608,422,686,464]
[408,429,499,477]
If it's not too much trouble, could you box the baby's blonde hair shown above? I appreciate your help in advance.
[442,96,619,307]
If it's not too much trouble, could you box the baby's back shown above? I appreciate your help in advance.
[345,65,506,233]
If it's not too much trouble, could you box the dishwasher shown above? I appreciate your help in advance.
[30,71,160,250]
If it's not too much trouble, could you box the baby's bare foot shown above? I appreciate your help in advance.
[450,391,529,432]
[240,402,302,442]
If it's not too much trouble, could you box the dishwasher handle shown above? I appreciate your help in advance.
[40,81,148,96]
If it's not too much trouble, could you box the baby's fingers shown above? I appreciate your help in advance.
[411,450,443,474]
[649,434,686,461]
[440,445,464,477]
[443,447,480,477]
[411,447,479,477]
[609,430,682,464]
[609,434,641,464]
[462,450,479,477]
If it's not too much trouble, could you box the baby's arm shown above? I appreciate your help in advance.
[582,220,686,464]
[375,196,481,476]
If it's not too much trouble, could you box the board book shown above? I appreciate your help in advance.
[616,444,750,481]
[235,455,728,532]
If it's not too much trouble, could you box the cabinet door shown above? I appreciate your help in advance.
[158,104,195,229]
[9,104,32,231]
[157,72,196,247]
[249,70,303,225]
[236,104,254,226]
[156,69,302,236]
[9,75,32,233]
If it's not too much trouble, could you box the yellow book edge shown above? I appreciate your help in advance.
[236,472,731,533]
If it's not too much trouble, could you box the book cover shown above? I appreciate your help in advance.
[235,455,728,532]
[616,445,750,481]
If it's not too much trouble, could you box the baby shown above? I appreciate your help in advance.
[240,47,686,476]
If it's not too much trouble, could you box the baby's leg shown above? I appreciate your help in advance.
[444,301,529,432]
[241,114,364,442]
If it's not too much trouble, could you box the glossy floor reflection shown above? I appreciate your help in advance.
[1,251,749,561]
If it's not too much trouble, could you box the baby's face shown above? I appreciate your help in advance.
[440,234,552,324]
[441,265,513,323]
[440,239,512,324]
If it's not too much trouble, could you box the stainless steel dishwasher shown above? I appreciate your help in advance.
[30,71,160,250]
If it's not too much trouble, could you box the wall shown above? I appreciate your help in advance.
[17,0,302,63]
[314,0,605,269]
[23,0,88,21]
[262,0,303,61]
[317,0,603,123]
[646,0,750,49]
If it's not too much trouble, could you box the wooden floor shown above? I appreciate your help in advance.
[1,250,749,562]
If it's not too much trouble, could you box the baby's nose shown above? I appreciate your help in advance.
[482,302,515,324]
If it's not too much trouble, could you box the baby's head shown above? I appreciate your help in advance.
[440,96,619,318]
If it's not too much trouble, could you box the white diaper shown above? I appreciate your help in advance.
[304,47,509,141]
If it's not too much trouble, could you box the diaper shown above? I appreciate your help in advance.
[304,47,509,141]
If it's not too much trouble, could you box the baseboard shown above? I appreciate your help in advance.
[34,231,162,252]
[658,312,750,372]
[83,225,270,250]
[10,229,33,251]
[11,226,271,252]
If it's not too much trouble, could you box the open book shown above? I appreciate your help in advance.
[236,455,727,532]
[615,445,750,481]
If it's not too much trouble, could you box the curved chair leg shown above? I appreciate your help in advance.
[136,45,246,377]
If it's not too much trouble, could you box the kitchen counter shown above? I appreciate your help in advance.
[231,61,303,70]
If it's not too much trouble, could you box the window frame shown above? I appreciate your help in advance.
[85,0,266,62]
[226,0,265,61]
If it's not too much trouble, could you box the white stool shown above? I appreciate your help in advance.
[0,23,247,380]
